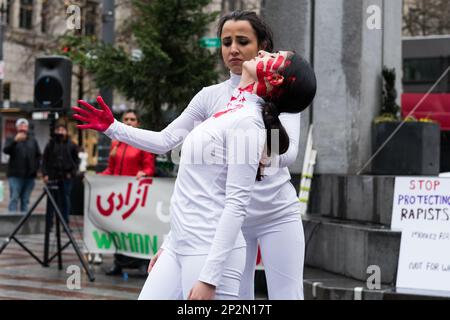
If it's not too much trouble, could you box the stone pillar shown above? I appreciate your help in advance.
[262,0,403,175]
[262,0,313,174]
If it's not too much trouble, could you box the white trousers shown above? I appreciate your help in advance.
[138,247,246,300]
[239,219,305,300]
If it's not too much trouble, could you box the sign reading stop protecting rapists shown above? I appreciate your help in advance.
[391,177,450,231]
[84,175,174,259]
[392,177,450,293]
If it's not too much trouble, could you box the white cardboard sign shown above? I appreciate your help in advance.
[396,226,450,292]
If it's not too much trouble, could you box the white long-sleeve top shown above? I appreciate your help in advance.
[105,74,301,228]
[113,88,266,286]
[105,75,302,286]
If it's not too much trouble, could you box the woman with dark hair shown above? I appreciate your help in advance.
[217,10,274,73]
[73,49,316,300]
[73,11,313,299]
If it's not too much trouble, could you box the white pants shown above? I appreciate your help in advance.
[239,219,305,300]
[138,247,246,300]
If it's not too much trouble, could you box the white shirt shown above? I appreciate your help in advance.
[104,75,302,285]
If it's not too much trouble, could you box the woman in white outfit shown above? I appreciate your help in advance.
[74,11,317,299]
[73,49,316,300]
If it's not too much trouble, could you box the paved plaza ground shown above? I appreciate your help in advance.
[0,224,145,300]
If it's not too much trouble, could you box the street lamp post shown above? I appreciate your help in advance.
[100,0,115,106]
[96,0,115,172]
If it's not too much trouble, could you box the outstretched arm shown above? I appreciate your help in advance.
[73,91,209,155]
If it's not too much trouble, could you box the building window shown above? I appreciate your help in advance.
[2,82,11,108]
[84,1,98,36]
[19,0,34,30]
[403,58,448,83]
[5,0,12,26]
[3,82,10,101]
[41,0,49,33]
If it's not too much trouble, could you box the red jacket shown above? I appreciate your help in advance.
[100,140,155,177]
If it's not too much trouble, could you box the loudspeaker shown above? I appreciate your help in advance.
[34,56,72,112]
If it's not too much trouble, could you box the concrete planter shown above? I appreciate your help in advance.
[303,216,401,284]
[309,175,395,225]
[372,122,440,175]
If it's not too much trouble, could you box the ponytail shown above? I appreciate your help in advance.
[257,101,290,181]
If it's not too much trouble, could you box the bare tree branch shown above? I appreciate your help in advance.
[403,0,450,36]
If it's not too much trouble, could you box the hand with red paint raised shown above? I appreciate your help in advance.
[72,96,114,132]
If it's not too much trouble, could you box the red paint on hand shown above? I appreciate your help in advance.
[72,96,114,132]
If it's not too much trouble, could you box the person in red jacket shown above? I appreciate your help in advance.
[100,110,156,276]
[101,116,155,178]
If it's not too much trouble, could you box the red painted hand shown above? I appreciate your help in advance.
[72,96,114,132]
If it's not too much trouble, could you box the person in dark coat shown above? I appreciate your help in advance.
[3,118,41,213]
[42,123,80,225]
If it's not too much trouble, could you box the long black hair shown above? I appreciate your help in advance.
[217,10,274,52]
[257,53,317,180]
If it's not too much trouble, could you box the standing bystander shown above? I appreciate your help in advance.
[42,124,80,226]
[3,118,41,213]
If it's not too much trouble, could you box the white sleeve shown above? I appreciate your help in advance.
[274,112,301,168]
[198,117,265,286]
[104,89,209,154]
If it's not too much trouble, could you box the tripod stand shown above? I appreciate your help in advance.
[0,113,95,281]
[0,183,95,281]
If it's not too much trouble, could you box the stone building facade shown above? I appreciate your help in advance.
[0,0,261,169]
